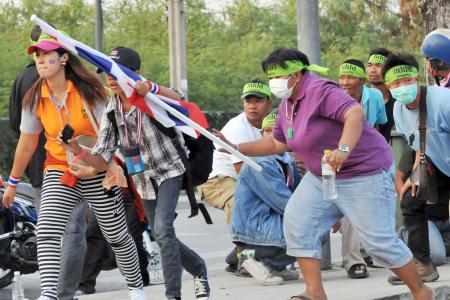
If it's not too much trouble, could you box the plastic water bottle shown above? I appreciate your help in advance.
[12,271,27,300]
[322,150,337,200]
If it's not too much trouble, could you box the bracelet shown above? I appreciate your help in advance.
[8,175,21,187]
[77,150,88,160]
[146,81,160,94]
[236,144,240,152]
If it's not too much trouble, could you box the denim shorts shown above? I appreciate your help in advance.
[283,166,413,268]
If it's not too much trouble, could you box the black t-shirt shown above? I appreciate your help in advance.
[378,93,395,143]
[8,62,46,188]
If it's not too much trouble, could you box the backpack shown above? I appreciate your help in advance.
[107,101,213,224]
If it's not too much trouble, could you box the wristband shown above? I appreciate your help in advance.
[72,150,87,163]
[8,175,21,187]
[236,144,240,152]
[146,81,160,94]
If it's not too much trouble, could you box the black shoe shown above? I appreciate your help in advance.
[225,264,237,273]
[194,275,210,299]
[347,264,369,279]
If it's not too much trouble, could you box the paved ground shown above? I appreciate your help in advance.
[1,195,449,300]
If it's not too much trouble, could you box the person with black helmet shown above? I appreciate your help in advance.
[421,29,450,88]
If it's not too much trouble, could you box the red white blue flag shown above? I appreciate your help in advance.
[32,16,197,138]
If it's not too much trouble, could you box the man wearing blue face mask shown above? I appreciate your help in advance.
[383,53,450,285]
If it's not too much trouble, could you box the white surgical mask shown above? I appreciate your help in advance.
[269,74,295,99]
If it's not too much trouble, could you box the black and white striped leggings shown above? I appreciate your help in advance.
[38,170,142,299]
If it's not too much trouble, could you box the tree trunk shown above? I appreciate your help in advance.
[419,0,450,33]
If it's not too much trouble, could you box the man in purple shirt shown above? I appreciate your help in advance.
[215,48,433,300]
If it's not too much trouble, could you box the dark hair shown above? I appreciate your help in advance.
[30,23,56,42]
[382,53,419,78]
[23,49,108,110]
[343,59,365,71]
[30,25,42,42]
[261,48,310,74]
[368,48,393,59]
[249,78,266,84]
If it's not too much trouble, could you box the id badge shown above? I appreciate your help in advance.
[122,145,145,175]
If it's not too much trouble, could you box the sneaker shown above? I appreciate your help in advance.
[272,268,299,281]
[36,296,55,300]
[129,288,148,300]
[242,258,283,286]
[387,258,439,285]
[194,275,210,300]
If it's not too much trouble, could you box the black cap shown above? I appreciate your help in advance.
[97,46,141,73]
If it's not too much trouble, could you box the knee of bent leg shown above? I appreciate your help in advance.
[153,217,175,242]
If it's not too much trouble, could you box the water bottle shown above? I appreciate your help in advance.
[322,150,337,200]
[12,271,27,300]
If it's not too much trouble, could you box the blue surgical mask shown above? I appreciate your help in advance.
[390,84,418,105]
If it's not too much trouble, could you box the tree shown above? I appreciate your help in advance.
[419,0,450,32]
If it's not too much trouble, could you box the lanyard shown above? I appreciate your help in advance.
[49,92,69,126]
[285,100,297,139]
[117,97,142,146]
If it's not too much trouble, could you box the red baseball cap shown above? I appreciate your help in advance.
[28,33,65,54]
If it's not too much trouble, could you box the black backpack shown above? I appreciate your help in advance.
[107,109,214,224]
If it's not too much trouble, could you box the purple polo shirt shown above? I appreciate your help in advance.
[273,72,393,179]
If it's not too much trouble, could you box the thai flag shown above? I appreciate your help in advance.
[31,16,197,138]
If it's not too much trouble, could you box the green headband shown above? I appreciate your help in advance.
[368,54,387,64]
[262,112,277,130]
[241,82,271,99]
[339,63,367,79]
[384,65,418,85]
[266,60,329,78]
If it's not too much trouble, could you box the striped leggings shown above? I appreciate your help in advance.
[38,170,142,299]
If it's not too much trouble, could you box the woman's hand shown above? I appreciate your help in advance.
[326,149,350,172]
[212,129,237,153]
[2,186,17,208]
[57,131,83,155]
[68,162,97,179]
[135,80,150,96]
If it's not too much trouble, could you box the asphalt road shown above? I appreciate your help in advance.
[0,198,234,300]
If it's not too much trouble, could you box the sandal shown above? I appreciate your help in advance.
[347,263,369,279]
[290,296,311,300]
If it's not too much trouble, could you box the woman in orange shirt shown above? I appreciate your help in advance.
[2,34,147,300]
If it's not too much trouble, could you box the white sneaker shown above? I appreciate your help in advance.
[272,268,299,281]
[36,296,55,300]
[242,258,283,286]
[129,288,148,300]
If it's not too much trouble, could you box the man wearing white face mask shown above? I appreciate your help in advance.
[213,48,434,300]
[384,53,450,285]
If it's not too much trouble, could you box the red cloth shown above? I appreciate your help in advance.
[113,157,146,222]
[45,151,78,187]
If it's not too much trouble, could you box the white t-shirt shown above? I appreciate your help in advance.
[209,112,262,179]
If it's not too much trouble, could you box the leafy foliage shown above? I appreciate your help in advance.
[0,0,424,117]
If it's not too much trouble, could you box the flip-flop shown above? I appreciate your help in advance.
[290,295,311,300]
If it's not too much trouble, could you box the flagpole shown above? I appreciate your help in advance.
[30,15,262,172]
[146,93,262,172]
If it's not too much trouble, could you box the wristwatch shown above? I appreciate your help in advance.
[338,144,350,154]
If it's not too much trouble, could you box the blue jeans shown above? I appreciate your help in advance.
[142,175,207,299]
[284,167,412,268]
[36,189,87,300]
